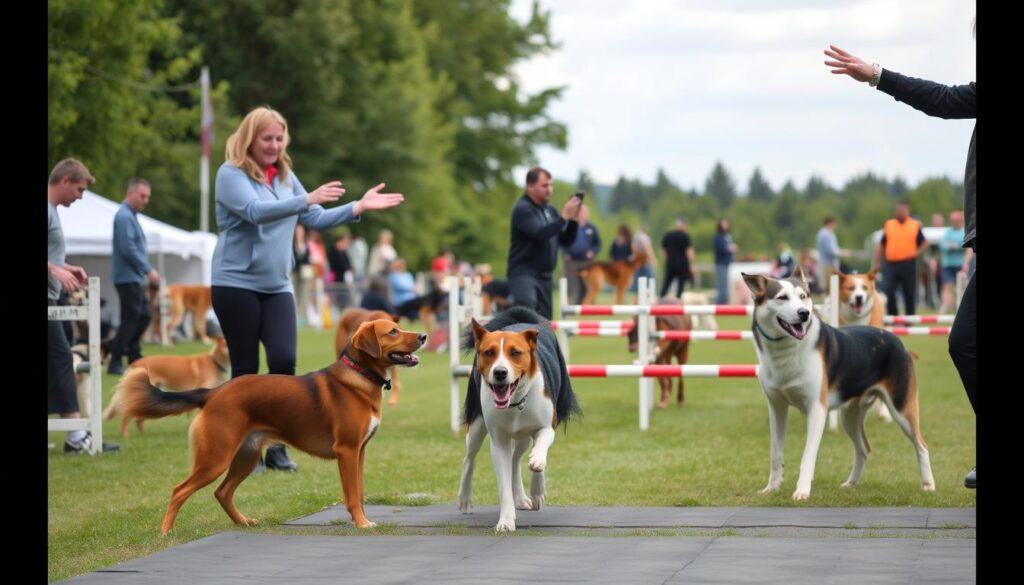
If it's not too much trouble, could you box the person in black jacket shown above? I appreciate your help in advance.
[507,167,581,319]
[660,217,695,298]
[825,36,976,489]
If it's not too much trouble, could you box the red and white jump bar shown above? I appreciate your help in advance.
[551,320,633,330]
[886,327,951,336]
[884,315,954,325]
[569,365,759,377]
[451,364,759,378]
[561,304,754,316]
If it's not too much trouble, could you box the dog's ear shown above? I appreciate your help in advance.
[521,328,539,353]
[836,269,848,279]
[390,313,402,324]
[867,268,879,281]
[354,322,382,359]
[742,273,769,297]
[471,319,488,347]
[789,265,808,286]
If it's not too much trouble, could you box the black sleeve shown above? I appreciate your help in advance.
[557,220,579,246]
[877,70,976,120]
[512,203,569,242]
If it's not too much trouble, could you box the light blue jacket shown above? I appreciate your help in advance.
[112,202,153,285]
[389,270,417,305]
[212,163,359,293]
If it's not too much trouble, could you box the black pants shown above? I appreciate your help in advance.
[563,258,588,304]
[509,273,553,320]
[212,286,297,377]
[661,266,690,298]
[48,298,78,414]
[883,260,918,315]
[110,282,152,363]
[948,270,976,414]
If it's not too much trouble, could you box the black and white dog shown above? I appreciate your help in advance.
[742,268,934,500]
[458,307,581,531]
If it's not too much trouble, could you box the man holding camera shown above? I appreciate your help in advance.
[507,166,581,319]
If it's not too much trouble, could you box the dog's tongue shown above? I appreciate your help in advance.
[791,323,806,338]
[854,305,864,315]
[492,383,512,407]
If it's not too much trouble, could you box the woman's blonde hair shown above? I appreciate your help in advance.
[225,106,293,183]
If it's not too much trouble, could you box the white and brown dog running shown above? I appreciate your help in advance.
[742,268,934,500]
[458,307,581,532]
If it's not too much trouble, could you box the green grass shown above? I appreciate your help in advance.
[48,309,975,581]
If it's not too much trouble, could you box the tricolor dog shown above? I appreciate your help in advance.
[742,269,934,500]
[458,307,580,532]
[833,270,894,422]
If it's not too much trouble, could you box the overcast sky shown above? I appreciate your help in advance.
[509,0,976,192]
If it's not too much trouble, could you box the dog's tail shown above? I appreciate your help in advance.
[108,368,215,432]
[908,350,920,362]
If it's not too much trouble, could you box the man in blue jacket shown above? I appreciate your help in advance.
[561,203,600,305]
[108,178,160,375]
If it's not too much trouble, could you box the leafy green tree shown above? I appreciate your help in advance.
[704,162,737,210]
[746,167,775,202]
[49,0,208,226]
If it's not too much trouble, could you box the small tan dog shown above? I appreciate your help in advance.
[149,284,214,345]
[104,336,230,436]
[578,251,648,305]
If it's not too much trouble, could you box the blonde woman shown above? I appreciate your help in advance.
[211,106,403,471]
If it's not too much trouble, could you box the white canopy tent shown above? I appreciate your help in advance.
[56,191,218,326]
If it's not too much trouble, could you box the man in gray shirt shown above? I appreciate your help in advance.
[815,216,846,291]
[48,158,119,453]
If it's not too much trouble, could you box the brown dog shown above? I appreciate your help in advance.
[335,309,404,406]
[626,296,692,407]
[149,284,214,344]
[103,336,231,437]
[112,319,426,534]
[579,250,648,305]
